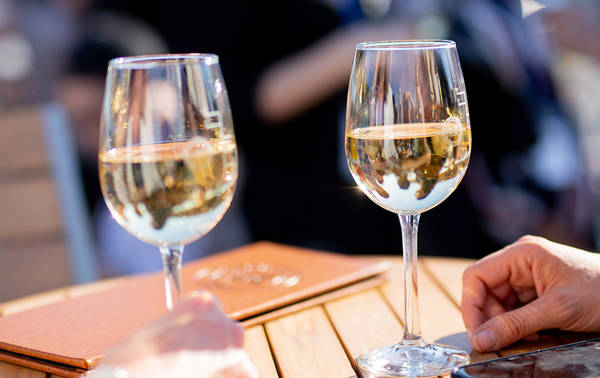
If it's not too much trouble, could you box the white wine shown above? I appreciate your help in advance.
[99,138,237,246]
[346,122,471,214]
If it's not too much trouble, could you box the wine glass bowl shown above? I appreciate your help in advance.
[99,54,237,309]
[345,41,471,376]
[346,122,470,214]
[99,138,237,246]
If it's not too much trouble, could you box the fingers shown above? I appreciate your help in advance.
[209,350,259,378]
[462,237,541,331]
[173,291,222,316]
[470,296,558,352]
[461,270,492,331]
[483,293,506,320]
[163,291,244,349]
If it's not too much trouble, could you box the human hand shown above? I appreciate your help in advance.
[461,235,600,352]
[89,291,257,378]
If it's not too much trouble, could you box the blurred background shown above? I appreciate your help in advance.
[0,0,599,301]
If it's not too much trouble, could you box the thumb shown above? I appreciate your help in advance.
[469,297,556,352]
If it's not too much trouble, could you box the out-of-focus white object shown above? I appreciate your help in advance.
[359,0,392,19]
[522,0,547,17]
[521,0,573,17]
[0,31,34,81]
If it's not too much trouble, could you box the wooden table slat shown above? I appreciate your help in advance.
[381,259,498,364]
[244,325,279,378]
[2,254,594,378]
[265,306,356,378]
[421,257,475,307]
[325,288,404,363]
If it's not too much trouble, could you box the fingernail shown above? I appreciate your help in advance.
[473,329,497,351]
[190,290,213,301]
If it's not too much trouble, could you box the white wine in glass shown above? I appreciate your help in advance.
[346,41,472,376]
[99,54,237,310]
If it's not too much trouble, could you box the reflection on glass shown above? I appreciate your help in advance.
[345,40,471,377]
[99,54,237,309]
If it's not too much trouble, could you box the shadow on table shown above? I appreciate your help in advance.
[436,332,474,354]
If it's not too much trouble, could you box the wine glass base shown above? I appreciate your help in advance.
[356,340,469,377]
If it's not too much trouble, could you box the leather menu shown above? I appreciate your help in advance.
[0,242,389,372]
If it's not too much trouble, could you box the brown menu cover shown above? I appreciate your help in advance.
[0,242,389,374]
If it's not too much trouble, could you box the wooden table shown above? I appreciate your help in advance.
[0,256,596,377]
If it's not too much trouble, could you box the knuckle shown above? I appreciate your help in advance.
[462,265,476,282]
[517,234,538,243]
[463,261,486,283]
[512,235,551,260]
[189,290,214,303]
[185,291,218,313]
[231,322,245,346]
[515,235,547,250]
[498,311,528,340]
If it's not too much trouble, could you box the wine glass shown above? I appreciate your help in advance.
[345,41,471,376]
[98,54,237,310]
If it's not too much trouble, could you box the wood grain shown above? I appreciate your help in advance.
[0,242,71,303]
[244,326,278,378]
[381,258,498,364]
[325,289,403,362]
[240,275,386,328]
[0,360,45,378]
[0,178,63,241]
[0,107,48,176]
[265,306,356,378]
[0,106,73,305]
[1,255,590,378]
[421,257,474,306]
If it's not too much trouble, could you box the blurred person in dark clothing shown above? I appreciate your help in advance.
[379,0,593,256]
[246,0,592,257]
[57,39,123,215]
[0,0,81,106]
[56,6,168,214]
[94,0,593,258]
[94,0,409,254]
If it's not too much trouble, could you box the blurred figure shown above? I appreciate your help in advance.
[12,0,594,268]
[94,0,593,258]
[56,9,250,276]
[0,0,80,106]
[447,0,593,255]
[358,0,594,257]
[57,38,123,216]
[93,0,413,254]
[245,0,594,257]
[91,291,257,377]
[545,1,600,247]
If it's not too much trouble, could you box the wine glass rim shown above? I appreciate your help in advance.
[109,53,219,68]
[356,40,456,50]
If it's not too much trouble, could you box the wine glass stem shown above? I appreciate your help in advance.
[159,246,184,310]
[399,214,422,343]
